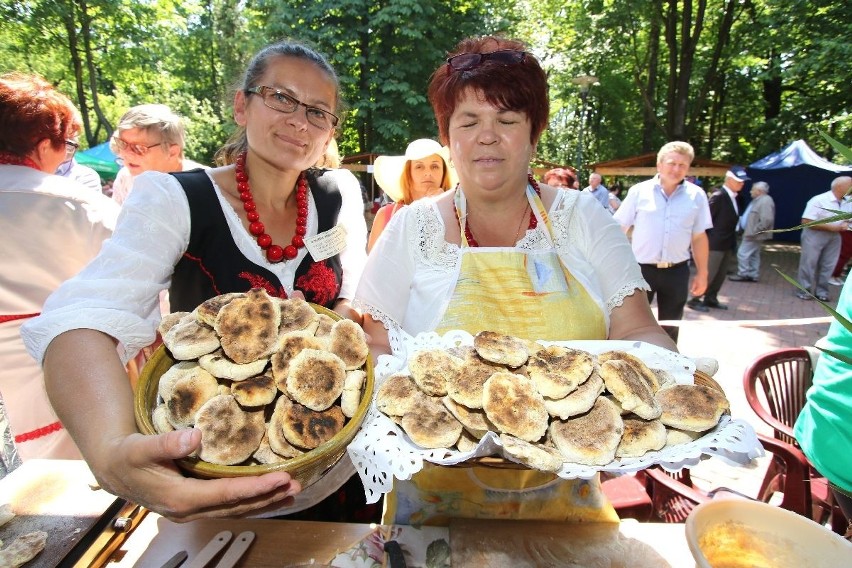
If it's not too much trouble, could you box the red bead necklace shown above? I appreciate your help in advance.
[235,152,308,263]
[461,173,542,247]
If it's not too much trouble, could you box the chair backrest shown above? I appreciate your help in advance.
[644,434,813,522]
[743,347,813,445]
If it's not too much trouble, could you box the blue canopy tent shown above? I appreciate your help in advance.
[75,142,120,180]
[747,139,852,243]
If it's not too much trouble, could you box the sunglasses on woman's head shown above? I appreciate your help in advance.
[446,50,528,72]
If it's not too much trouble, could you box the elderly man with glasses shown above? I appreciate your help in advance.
[110,104,206,205]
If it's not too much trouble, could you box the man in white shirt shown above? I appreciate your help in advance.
[795,176,852,302]
[613,141,712,343]
[110,104,206,205]
[687,166,748,311]
[584,172,611,210]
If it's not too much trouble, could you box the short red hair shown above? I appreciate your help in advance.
[0,72,81,156]
[428,36,549,146]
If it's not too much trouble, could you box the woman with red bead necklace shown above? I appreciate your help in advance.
[355,36,676,526]
[22,41,370,522]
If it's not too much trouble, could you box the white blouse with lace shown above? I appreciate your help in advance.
[355,189,649,337]
[22,168,367,366]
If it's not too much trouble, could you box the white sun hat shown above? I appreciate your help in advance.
[373,138,452,202]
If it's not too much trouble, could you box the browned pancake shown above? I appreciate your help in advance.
[266,398,306,458]
[151,403,174,435]
[400,396,463,449]
[655,384,729,432]
[549,396,624,466]
[285,348,346,411]
[408,348,462,396]
[165,369,219,428]
[215,288,281,364]
[313,312,336,338]
[279,398,346,450]
[195,292,245,327]
[158,311,190,337]
[442,396,494,439]
[615,417,667,458]
[527,345,595,399]
[598,350,661,392]
[158,361,204,402]
[271,333,326,390]
[195,394,266,465]
[328,319,370,370]
[500,433,565,472]
[341,370,366,418]
[482,371,549,442]
[376,373,426,417]
[162,314,220,360]
[543,370,605,420]
[277,297,318,335]
[231,373,277,407]
[599,358,661,420]
[198,349,268,381]
[447,354,503,409]
[252,432,289,465]
[473,331,529,368]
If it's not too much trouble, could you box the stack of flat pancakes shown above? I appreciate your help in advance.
[153,288,370,466]
[376,330,729,472]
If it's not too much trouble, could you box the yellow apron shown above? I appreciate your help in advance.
[384,186,617,526]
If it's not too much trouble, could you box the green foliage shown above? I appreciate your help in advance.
[0,0,849,168]
[256,0,500,155]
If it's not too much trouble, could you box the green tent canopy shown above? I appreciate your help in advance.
[76,142,120,180]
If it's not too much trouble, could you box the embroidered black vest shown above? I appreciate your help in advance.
[169,169,343,312]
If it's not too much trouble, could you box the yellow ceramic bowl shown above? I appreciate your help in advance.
[133,303,373,487]
[686,499,852,568]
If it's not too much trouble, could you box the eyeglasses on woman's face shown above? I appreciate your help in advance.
[64,139,79,159]
[246,86,339,130]
[110,134,164,158]
[446,49,528,72]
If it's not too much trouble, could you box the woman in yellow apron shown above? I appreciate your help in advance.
[356,35,677,526]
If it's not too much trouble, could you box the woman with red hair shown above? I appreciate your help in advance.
[0,72,119,462]
[356,36,674,525]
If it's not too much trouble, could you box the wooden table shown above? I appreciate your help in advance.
[102,513,695,567]
[0,461,697,567]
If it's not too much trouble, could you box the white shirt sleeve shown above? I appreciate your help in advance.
[612,185,638,228]
[354,204,420,329]
[552,191,649,318]
[22,171,191,365]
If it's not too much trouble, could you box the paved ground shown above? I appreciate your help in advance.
[657,241,836,495]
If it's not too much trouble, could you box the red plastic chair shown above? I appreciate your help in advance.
[742,347,847,533]
[643,434,813,523]
[601,472,653,521]
[742,347,813,446]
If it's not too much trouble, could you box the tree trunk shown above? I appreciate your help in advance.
[762,48,782,120]
[78,0,112,143]
[689,0,738,146]
[61,0,92,143]
[663,0,706,142]
[639,1,662,152]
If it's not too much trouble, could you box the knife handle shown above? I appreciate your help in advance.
[384,540,407,568]
[185,530,232,568]
[213,531,255,568]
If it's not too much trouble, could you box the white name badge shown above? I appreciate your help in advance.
[304,224,347,262]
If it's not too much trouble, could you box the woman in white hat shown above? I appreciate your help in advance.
[368,138,452,251]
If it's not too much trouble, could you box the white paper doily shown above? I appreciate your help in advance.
[348,330,763,505]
